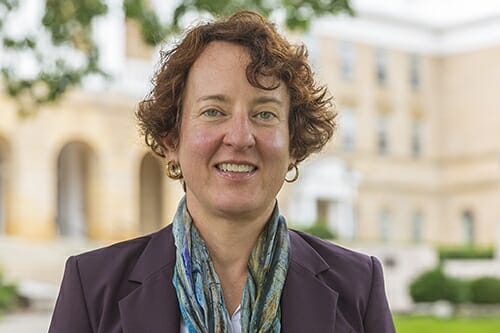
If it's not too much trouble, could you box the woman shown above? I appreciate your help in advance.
[49,11,395,333]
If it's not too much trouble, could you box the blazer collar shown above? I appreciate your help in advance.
[118,225,180,333]
[281,231,355,333]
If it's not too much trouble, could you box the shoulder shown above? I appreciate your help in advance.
[288,230,394,331]
[68,225,174,291]
[289,229,375,274]
[289,231,395,331]
[51,226,176,331]
[72,232,152,274]
[289,229,384,307]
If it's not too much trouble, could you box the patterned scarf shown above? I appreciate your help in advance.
[172,197,290,333]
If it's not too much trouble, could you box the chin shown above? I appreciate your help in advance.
[213,199,266,220]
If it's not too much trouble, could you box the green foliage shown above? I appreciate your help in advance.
[438,246,495,261]
[0,270,18,313]
[299,222,336,240]
[124,0,169,45]
[470,277,500,304]
[283,0,353,30]
[42,0,107,46]
[1,0,106,116]
[169,0,353,32]
[410,268,500,305]
[0,0,353,115]
[409,268,470,304]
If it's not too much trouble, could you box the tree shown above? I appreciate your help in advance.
[0,0,353,116]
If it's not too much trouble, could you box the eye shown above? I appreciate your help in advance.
[202,108,224,117]
[255,111,277,120]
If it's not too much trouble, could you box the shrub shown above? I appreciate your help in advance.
[300,223,336,240]
[438,246,494,261]
[446,278,471,304]
[470,277,500,304]
[0,270,18,313]
[410,268,469,304]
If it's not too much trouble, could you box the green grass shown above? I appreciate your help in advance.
[395,316,500,333]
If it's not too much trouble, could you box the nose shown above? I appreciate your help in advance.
[222,111,256,150]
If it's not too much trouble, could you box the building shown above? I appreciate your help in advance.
[0,0,184,241]
[283,0,500,247]
[1,0,500,247]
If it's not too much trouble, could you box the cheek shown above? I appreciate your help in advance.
[178,127,220,161]
[262,128,291,158]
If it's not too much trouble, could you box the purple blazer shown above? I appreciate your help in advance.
[49,225,395,333]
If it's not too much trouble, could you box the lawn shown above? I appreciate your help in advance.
[395,316,500,333]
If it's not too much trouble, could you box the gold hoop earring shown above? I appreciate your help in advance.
[165,160,183,180]
[285,164,299,183]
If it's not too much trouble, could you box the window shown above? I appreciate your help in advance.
[305,35,320,71]
[411,120,423,157]
[379,209,391,243]
[339,41,355,81]
[340,108,355,151]
[409,53,421,90]
[316,199,329,226]
[411,211,424,243]
[375,48,388,86]
[462,210,475,245]
[377,115,389,154]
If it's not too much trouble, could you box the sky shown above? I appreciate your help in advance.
[353,0,500,29]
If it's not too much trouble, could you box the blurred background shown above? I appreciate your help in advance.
[1,0,500,331]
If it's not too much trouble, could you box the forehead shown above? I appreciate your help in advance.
[185,41,287,99]
[191,41,249,75]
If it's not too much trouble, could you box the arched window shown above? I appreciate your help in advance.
[139,153,164,233]
[462,210,475,245]
[56,142,95,237]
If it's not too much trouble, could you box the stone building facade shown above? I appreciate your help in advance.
[284,3,500,247]
[1,0,500,247]
[0,91,184,240]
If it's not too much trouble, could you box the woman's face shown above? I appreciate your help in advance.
[166,41,294,222]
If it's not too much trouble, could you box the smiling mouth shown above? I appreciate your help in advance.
[216,163,256,173]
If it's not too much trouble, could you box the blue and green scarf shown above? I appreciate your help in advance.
[172,197,290,332]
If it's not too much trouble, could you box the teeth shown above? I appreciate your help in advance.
[218,163,255,173]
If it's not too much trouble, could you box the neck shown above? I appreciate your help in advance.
[187,201,275,268]
[185,196,276,314]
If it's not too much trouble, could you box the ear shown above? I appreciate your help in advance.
[161,132,179,160]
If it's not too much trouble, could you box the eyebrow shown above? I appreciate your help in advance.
[196,94,283,106]
[196,94,229,103]
[251,96,283,106]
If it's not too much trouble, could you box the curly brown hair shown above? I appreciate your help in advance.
[136,10,335,163]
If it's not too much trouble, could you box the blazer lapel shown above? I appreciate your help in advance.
[118,226,181,333]
[117,227,355,332]
[281,231,355,333]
